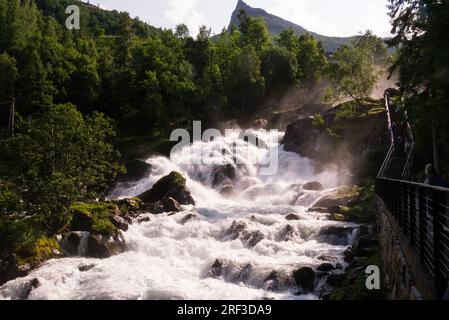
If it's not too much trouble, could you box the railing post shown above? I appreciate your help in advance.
[433,189,446,299]
[418,186,426,263]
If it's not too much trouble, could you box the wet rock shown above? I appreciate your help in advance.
[138,172,195,205]
[336,263,343,270]
[226,221,247,240]
[211,164,236,187]
[60,232,85,256]
[117,159,152,182]
[285,214,300,221]
[181,213,198,225]
[326,272,345,287]
[19,278,40,300]
[0,254,31,286]
[251,119,269,130]
[71,209,94,232]
[328,206,345,214]
[344,247,354,263]
[78,263,96,272]
[164,188,195,206]
[278,225,296,241]
[154,197,182,214]
[220,184,235,196]
[307,207,329,214]
[115,198,143,217]
[137,216,151,224]
[87,231,126,259]
[303,181,324,191]
[292,267,315,292]
[312,186,360,210]
[109,215,129,231]
[317,263,335,272]
[225,221,264,247]
[264,271,279,291]
[242,230,265,248]
[233,263,252,283]
[206,259,224,278]
[329,213,346,222]
[317,226,354,246]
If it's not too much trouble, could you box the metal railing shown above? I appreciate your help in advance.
[376,178,449,299]
[376,90,449,299]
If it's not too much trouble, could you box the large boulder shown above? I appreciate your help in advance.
[117,159,152,182]
[138,171,195,205]
[312,186,360,211]
[224,221,265,248]
[109,215,129,231]
[317,226,355,246]
[303,181,324,191]
[292,267,316,292]
[211,164,236,187]
[220,184,235,196]
[87,231,126,259]
[281,100,387,178]
[59,232,88,256]
[71,209,94,232]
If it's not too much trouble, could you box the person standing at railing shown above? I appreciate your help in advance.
[424,164,449,188]
[404,138,412,155]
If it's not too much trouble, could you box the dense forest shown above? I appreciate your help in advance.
[0,0,447,276]
[0,0,332,257]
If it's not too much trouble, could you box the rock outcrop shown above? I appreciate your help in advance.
[281,100,388,180]
[138,171,195,206]
[292,267,315,292]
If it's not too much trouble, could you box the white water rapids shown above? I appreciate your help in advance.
[0,129,356,300]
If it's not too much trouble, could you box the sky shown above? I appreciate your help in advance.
[84,0,393,38]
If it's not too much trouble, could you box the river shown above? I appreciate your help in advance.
[0,129,356,300]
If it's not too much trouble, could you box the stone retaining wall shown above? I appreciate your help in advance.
[376,196,436,300]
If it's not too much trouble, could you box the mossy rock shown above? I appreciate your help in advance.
[138,171,188,204]
[70,202,119,236]
[313,185,361,210]
[15,237,61,267]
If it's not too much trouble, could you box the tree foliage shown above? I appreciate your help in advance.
[388,0,449,176]
[325,32,385,103]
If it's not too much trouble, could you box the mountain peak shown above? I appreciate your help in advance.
[228,0,354,52]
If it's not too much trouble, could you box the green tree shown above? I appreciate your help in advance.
[0,52,18,100]
[228,45,265,117]
[244,17,271,54]
[388,0,449,175]
[297,34,327,85]
[4,104,123,232]
[175,23,189,40]
[262,47,297,92]
[325,35,380,103]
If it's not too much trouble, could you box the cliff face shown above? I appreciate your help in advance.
[228,0,354,52]
[281,100,389,180]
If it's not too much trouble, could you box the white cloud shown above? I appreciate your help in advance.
[165,0,208,35]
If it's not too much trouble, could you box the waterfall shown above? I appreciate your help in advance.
[0,129,355,300]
